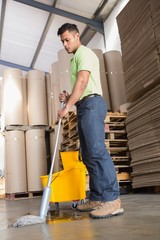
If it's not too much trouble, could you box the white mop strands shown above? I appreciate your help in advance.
[11,186,51,227]
[12,215,46,227]
[11,187,50,227]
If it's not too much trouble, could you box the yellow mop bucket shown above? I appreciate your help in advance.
[60,151,86,170]
[40,166,86,203]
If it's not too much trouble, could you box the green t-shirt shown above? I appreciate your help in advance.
[70,45,102,100]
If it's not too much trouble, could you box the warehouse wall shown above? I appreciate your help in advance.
[0,135,4,176]
[87,0,129,52]
[87,33,105,52]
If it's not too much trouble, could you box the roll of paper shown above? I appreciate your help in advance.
[27,70,48,126]
[104,51,127,112]
[3,68,24,125]
[93,49,111,110]
[26,129,47,191]
[5,130,27,193]
[58,49,72,93]
[50,62,60,124]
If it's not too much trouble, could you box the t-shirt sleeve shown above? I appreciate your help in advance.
[76,48,97,73]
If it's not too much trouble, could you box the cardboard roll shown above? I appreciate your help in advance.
[5,130,27,193]
[25,129,47,191]
[3,68,25,126]
[27,70,48,126]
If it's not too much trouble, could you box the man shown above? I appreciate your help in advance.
[57,23,124,219]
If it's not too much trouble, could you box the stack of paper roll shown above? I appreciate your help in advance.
[104,51,127,112]
[93,49,111,110]
[27,70,48,126]
[5,130,27,193]
[2,68,25,126]
[25,129,47,191]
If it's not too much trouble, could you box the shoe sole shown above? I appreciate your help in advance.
[89,208,124,219]
[77,209,93,212]
[77,207,97,212]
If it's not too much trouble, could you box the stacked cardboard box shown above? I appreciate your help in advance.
[117,0,160,189]
[126,85,160,188]
[117,0,160,102]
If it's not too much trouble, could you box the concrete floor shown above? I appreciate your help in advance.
[0,193,160,240]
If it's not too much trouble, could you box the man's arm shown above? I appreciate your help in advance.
[66,70,90,109]
[58,70,90,118]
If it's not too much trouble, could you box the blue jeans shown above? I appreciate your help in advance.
[77,95,119,201]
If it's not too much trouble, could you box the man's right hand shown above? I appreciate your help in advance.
[59,91,69,103]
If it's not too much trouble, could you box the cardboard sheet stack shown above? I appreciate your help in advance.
[117,0,160,102]
[117,0,160,189]
[126,85,160,188]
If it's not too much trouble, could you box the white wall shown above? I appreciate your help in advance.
[87,0,129,52]
[87,33,106,52]
[0,134,4,176]
[104,0,129,51]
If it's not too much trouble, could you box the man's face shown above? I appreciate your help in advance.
[60,30,80,54]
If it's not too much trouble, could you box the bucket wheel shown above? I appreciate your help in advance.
[71,201,78,209]
[71,199,86,210]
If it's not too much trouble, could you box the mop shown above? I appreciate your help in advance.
[11,103,64,227]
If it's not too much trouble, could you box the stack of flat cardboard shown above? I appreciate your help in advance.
[126,85,160,188]
[150,0,160,54]
[117,0,160,189]
[117,0,160,102]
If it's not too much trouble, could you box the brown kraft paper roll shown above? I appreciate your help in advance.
[27,70,48,126]
[104,51,127,112]
[5,130,27,193]
[3,68,24,125]
[25,129,47,191]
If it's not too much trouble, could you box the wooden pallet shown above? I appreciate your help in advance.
[105,139,128,148]
[105,112,127,123]
[133,185,160,193]
[68,139,80,151]
[62,111,77,127]
[117,172,132,181]
[112,156,131,164]
[62,111,78,147]
[6,191,43,200]
[105,122,126,131]
[115,164,132,172]
[5,125,49,131]
[105,130,127,140]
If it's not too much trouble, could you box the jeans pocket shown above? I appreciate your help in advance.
[84,97,100,111]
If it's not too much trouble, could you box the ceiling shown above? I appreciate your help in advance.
[0,0,119,76]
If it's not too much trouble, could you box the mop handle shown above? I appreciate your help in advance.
[47,101,64,188]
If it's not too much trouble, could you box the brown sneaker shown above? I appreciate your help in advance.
[89,198,124,219]
[76,200,101,212]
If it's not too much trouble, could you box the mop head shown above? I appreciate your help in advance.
[11,215,46,228]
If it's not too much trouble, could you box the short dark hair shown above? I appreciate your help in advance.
[57,23,79,36]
